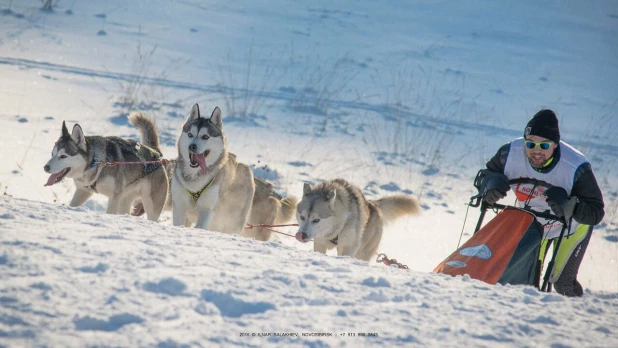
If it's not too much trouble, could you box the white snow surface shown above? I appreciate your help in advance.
[1,0,618,347]
[1,196,617,347]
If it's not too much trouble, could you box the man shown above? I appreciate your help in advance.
[477,109,605,297]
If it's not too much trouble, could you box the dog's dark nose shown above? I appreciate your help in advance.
[301,232,308,240]
[44,165,50,173]
[189,144,197,152]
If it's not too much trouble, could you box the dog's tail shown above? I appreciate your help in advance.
[374,195,421,223]
[275,195,299,224]
[128,112,161,151]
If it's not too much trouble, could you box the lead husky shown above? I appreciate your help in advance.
[133,165,297,240]
[43,114,168,221]
[171,104,297,237]
[158,164,297,240]
[296,179,421,261]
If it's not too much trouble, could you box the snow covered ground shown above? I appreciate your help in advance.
[1,0,617,346]
[2,196,617,347]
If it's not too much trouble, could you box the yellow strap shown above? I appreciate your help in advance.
[187,162,237,202]
[281,197,295,208]
[187,177,215,202]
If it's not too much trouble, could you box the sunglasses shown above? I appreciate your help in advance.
[524,140,553,150]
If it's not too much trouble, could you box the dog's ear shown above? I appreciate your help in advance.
[303,182,312,195]
[71,124,87,152]
[325,188,336,201]
[187,103,201,123]
[326,188,336,210]
[61,121,70,138]
[210,107,222,129]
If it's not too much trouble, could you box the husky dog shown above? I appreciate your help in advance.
[172,104,279,235]
[43,114,168,221]
[133,158,298,240]
[245,177,299,241]
[296,179,421,261]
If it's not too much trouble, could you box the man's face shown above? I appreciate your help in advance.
[524,135,557,168]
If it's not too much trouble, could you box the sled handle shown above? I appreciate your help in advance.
[470,174,564,221]
[541,221,570,292]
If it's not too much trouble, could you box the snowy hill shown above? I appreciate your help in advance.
[1,195,617,347]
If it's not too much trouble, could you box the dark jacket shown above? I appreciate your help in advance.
[485,143,605,226]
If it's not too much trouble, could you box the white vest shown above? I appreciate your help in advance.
[504,138,588,239]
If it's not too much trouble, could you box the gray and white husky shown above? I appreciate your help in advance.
[296,179,421,261]
[43,113,168,221]
[171,104,297,238]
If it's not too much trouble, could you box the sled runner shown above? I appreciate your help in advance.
[434,176,569,292]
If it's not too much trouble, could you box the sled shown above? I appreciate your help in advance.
[434,176,568,292]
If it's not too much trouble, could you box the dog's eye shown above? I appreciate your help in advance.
[312,218,320,223]
[300,216,305,221]
[188,132,194,138]
[201,134,209,140]
[60,155,67,159]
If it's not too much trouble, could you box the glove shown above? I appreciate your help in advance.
[478,170,510,204]
[545,187,577,222]
[484,189,506,204]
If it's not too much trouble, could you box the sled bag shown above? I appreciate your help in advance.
[434,207,543,286]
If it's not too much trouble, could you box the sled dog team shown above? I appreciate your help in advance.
[43,104,421,261]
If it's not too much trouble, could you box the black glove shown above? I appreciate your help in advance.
[545,186,577,222]
[484,189,506,204]
[478,170,510,204]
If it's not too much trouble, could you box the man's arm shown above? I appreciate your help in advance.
[473,143,511,203]
[571,163,605,225]
[486,143,511,173]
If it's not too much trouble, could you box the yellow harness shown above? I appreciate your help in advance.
[280,197,295,208]
[187,177,215,203]
[186,162,238,202]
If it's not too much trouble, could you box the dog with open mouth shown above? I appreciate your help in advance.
[171,104,259,234]
[43,113,168,221]
[133,162,299,241]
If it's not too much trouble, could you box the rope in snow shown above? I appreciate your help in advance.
[244,223,299,238]
[376,253,409,269]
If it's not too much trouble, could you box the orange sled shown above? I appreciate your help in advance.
[434,207,543,285]
[434,176,569,289]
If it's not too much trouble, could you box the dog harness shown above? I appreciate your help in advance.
[86,138,163,192]
[266,187,297,209]
[186,177,215,203]
[183,160,243,203]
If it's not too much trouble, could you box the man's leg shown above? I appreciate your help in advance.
[551,224,593,297]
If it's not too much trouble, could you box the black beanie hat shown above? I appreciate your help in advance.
[524,109,560,144]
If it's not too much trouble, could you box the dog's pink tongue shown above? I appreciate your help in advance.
[295,232,307,243]
[194,153,207,175]
[44,172,62,187]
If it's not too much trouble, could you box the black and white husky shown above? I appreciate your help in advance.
[43,114,168,221]
[171,104,297,238]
